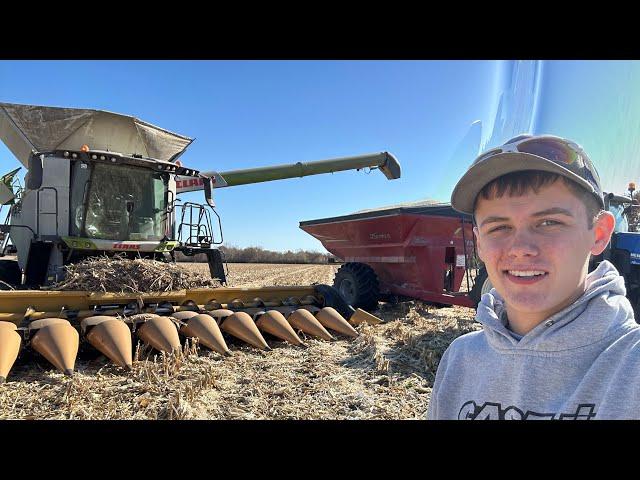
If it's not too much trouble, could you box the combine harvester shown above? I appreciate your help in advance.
[0,102,399,381]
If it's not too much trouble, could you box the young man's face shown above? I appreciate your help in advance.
[473,179,614,323]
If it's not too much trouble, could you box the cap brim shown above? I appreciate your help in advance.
[450,152,599,214]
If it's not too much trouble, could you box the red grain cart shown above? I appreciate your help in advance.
[300,201,485,311]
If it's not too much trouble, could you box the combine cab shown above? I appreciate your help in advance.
[0,102,400,381]
[300,200,479,311]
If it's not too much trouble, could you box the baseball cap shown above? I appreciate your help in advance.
[450,134,604,214]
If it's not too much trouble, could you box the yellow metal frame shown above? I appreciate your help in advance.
[0,286,318,325]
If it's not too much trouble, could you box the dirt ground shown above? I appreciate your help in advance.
[0,263,480,419]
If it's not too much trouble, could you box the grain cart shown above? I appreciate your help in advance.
[0,102,399,381]
[300,200,479,311]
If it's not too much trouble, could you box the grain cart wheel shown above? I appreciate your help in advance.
[469,266,492,307]
[0,260,20,290]
[333,262,379,312]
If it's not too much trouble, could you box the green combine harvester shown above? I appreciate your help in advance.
[0,102,399,381]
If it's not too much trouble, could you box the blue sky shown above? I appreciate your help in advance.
[2,60,638,251]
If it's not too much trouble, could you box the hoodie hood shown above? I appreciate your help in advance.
[477,261,636,352]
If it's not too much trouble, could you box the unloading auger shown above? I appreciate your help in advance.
[0,102,397,381]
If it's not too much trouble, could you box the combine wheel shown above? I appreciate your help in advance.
[333,263,379,312]
[469,266,493,307]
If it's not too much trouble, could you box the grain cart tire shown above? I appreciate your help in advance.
[333,262,379,312]
[469,266,492,308]
[0,260,20,290]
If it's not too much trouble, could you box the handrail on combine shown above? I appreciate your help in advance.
[176,202,223,247]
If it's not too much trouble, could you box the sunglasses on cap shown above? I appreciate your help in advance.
[451,134,604,214]
[474,135,584,167]
[474,134,601,193]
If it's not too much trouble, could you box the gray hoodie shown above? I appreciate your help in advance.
[426,261,640,420]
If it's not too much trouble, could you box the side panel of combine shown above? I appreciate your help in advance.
[40,156,71,238]
[9,197,34,273]
[10,155,71,283]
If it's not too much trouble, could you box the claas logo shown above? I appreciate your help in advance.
[176,178,204,189]
[113,243,140,250]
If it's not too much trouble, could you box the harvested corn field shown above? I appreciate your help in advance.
[0,263,480,419]
[185,262,341,287]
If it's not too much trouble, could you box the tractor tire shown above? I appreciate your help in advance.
[333,262,379,312]
[469,266,492,307]
[0,259,21,290]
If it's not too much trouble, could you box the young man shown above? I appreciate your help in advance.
[427,134,640,420]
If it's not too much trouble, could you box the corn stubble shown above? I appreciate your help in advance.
[0,299,479,419]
